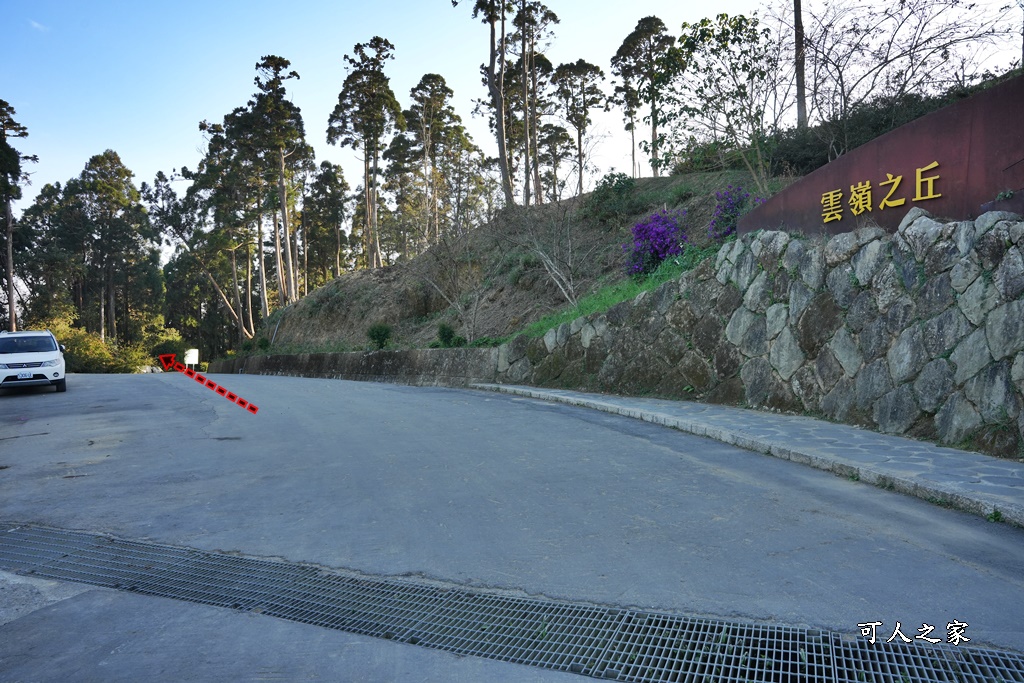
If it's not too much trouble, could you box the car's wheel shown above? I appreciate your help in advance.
[54,378,66,393]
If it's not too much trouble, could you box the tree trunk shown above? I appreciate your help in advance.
[256,206,269,320]
[334,215,342,278]
[123,279,129,345]
[273,209,285,306]
[372,145,383,268]
[42,265,53,315]
[795,0,808,129]
[576,128,585,196]
[452,153,465,233]
[292,207,301,297]
[179,238,251,339]
[629,117,637,178]
[486,5,515,205]
[75,276,83,320]
[301,207,308,297]
[420,120,435,245]
[99,276,105,342]
[362,151,373,269]
[521,2,532,207]
[245,231,255,336]
[107,266,117,342]
[291,211,300,297]
[551,152,559,202]
[278,148,295,304]
[422,140,431,244]
[230,245,244,345]
[651,98,660,178]
[432,166,440,244]
[530,44,543,205]
[4,198,15,331]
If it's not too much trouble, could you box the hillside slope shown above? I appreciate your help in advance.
[254,172,776,353]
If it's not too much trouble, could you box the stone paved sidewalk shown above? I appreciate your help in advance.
[473,384,1024,528]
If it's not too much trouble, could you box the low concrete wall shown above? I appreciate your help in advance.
[208,347,498,387]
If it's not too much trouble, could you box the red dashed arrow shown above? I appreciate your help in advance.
[159,354,259,414]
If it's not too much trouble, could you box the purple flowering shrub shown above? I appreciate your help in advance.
[623,209,688,278]
[708,185,766,241]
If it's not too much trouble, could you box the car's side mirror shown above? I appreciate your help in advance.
[60,345,67,353]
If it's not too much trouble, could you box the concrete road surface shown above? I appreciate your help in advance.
[1,373,1022,680]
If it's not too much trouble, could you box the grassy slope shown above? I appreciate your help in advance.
[234,170,793,358]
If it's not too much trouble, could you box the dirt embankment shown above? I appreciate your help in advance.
[260,172,771,352]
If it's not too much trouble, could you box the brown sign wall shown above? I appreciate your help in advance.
[739,74,1024,236]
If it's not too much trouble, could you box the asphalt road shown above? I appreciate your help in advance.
[1,372,1022,680]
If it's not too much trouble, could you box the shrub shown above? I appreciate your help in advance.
[762,83,999,177]
[623,209,689,278]
[151,337,189,361]
[109,343,155,373]
[765,126,829,177]
[585,172,638,222]
[709,185,764,241]
[60,327,116,373]
[437,322,457,348]
[469,336,504,348]
[256,337,270,351]
[670,139,746,175]
[367,323,392,349]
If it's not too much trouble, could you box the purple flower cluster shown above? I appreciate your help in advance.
[709,185,766,241]
[623,209,688,277]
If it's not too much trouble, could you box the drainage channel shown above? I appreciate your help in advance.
[1,523,1021,682]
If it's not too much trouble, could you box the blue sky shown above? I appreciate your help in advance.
[2,0,762,212]
[3,0,1018,215]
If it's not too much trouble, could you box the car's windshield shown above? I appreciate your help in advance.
[0,336,58,354]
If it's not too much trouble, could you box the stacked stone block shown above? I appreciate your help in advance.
[496,209,1024,457]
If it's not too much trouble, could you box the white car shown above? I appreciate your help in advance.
[0,330,67,392]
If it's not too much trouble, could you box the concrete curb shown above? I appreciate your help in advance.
[471,383,1024,529]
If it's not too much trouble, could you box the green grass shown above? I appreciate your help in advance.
[519,242,725,338]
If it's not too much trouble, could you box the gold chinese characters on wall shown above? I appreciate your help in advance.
[821,161,942,224]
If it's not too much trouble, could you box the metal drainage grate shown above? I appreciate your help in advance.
[597,614,832,681]
[831,636,1024,683]
[2,523,1022,682]
[401,592,623,673]
[257,571,453,639]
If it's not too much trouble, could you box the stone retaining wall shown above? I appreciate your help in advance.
[496,208,1024,457]
[209,347,498,387]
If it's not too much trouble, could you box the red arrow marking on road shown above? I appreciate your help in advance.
[159,354,259,414]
